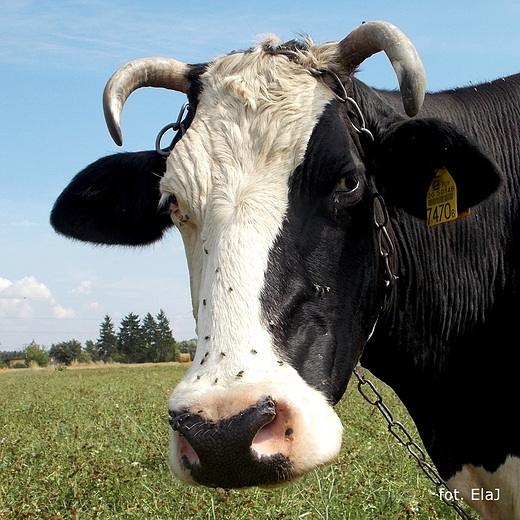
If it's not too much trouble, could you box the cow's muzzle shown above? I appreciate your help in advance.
[169,395,294,488]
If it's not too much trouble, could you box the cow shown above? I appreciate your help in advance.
[50,21,520,520]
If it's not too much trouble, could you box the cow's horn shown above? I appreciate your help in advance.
[339,21,426,117]
[103,57,190,146]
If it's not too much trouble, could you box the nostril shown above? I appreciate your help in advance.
[252,403,293,457]
[178,434,200,469]
[169,408,190,431]
[169,409,201,469]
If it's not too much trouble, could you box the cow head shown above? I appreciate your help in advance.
[51,21,499,488]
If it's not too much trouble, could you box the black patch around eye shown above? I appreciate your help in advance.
[330,176,365,220]
[335,176,360,193]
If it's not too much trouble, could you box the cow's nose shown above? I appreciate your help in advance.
[169,395,294,488]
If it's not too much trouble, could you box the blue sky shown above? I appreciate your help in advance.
[2,0,520,351]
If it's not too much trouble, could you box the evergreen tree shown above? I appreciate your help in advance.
[140,312,158,362]
[97,315,118,362]
[155,309,179,362]
[84,339,100,362]
[117,312,142,363]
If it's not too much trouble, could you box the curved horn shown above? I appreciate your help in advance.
[339,21,426,117]
[103,57,190,146]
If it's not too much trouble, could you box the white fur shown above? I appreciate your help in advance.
[160,44,343,483]
[448,456,520,520]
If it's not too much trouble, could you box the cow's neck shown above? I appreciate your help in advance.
[359,206,520,519]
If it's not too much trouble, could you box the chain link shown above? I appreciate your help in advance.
[353,364,476,520]
[155,101,191,157]
[372,193,398,309]
[307,67,375,141]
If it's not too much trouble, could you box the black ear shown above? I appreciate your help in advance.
[50,151,173,246]
[375,118,502,219]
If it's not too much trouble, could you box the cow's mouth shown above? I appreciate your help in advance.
[169,395,294,488]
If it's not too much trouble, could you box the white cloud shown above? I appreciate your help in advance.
[0,276,76,319]
[10,221,40,227]
[70,280,92,294]
[0,221,40,227]
[0,278,13,292]
[53,304,75,319]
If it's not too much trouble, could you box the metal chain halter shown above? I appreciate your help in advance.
[155,101,191,157]
[308,66,375,142]
[372,192,398,310]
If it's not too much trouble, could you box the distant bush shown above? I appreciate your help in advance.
[25,341,49,367]
[50,339,83,366]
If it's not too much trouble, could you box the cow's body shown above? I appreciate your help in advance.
[51,24,519,519]
[356,76,520,519]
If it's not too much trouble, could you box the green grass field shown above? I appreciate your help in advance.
[0,365,474,519]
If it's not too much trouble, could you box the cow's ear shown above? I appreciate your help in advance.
[51,151,173,246]
[374,118,501,220]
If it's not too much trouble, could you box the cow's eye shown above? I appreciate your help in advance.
[335,176,360,194]
[331,176,363,217]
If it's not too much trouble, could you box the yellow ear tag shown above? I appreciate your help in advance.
[426,167,465,226]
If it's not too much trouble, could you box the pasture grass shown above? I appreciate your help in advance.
[0,365,474,519]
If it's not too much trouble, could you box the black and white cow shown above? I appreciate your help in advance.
[51,21,520,520]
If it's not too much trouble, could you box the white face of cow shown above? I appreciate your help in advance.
[159,44,344,486]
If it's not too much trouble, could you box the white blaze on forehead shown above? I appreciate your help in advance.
[161,45,335,387]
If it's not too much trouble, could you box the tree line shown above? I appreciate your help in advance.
[0,310,197,368]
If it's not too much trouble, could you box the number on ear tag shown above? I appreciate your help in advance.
[426,167,466,226]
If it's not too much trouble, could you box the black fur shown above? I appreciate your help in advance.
[51,151,170,246]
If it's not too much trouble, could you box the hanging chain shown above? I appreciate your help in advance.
[304,63,476,517]
[353,365,475,519]
[372,192,398,310]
